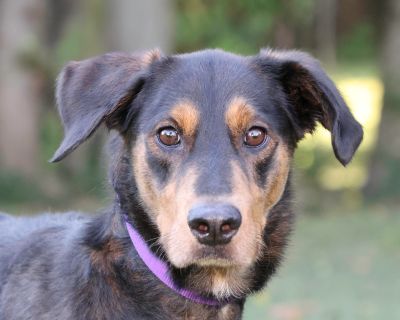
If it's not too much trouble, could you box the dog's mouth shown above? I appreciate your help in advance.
[159,204,263,269]
[162,226,261,269]
[189,246,237,267]
[177,246,242,268]
[160,227,258,298]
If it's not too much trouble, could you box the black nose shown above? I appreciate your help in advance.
[188,204,242,246]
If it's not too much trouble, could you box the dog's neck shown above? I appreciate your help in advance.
[84,205,245,319]
[123,214,227,307]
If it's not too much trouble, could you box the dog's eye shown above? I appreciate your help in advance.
[158,127,181,146]
[244,127,267,147]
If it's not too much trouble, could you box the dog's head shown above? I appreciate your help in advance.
[52,48,362,297]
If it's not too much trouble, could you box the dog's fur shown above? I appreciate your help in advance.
[0,48,362,319]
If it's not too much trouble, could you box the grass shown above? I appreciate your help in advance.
[243,209,400,320]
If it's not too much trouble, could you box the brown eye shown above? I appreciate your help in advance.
[244,127,267,147]
[158,127,181,146]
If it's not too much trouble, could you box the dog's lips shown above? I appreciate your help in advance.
[191,246,236,267]
[165,242,240,268]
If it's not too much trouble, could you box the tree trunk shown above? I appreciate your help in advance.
[364,0,400,202]
[314,0,337,65]
[106,0,174,53]
[0,0,45,176]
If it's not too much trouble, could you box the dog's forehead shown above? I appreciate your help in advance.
[168,50,262,103]
[139,49,289,135]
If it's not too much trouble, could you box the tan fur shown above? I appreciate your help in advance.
[156,168,203,267]
[131,101,291,298]
[141,48,163,66]
[90,238,125,297]
[182,264,251,300]
[225,147,290,262]
[131,136,158,219]
[132,137,201,266]
[225,96,255,136]
[196,148,290,297]
[218,304,242,320]
[170,100,200,137]
[208,267,251,299]
[264,146,290,208]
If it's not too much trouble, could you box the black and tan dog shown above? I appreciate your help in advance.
[0,48,362,319]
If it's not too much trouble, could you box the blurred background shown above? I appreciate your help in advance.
[0,0,399,319]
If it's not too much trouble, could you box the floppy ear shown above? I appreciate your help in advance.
[50,50,163,162]
[258,49,363,166]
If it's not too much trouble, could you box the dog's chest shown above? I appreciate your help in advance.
[162,302,242,320]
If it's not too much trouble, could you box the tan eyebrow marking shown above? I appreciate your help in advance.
[170,100,200,136]
[141,48,163,66]
[225,96,255,135]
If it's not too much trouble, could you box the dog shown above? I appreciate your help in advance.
[0,48,363,319]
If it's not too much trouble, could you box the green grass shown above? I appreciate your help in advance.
[244,210,400,320]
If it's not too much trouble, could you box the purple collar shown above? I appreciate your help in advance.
[124,218,224,306]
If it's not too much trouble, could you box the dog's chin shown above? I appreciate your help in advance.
[169,246,242,269]
[167,247,253,299]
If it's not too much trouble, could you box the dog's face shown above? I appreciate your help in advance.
[130,52,294,269]
[51,48,363,297]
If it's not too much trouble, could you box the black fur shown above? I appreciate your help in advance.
[255,143,277,188]
[0,48,362,320]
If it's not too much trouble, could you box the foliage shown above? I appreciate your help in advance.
[0,172,46,205]
[175,0,315,54]
[337,22,377,63]
[176,0,279,54]
[0,0,108,211]
[0,1,387,212]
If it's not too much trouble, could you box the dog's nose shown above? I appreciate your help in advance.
[188,204,242,246]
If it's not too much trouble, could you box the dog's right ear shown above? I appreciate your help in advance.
[257,49,363,166]
[50,50,163,162]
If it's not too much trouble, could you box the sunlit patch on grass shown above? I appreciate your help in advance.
[338,77,383,149]
[318,165,366,190]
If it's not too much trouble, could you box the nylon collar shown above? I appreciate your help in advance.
[124,216,225,306]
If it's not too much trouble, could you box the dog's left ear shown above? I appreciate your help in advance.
[50,50,163,162]
[258,49,363,166]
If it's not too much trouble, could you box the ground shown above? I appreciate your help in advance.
[244,209,400,320]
